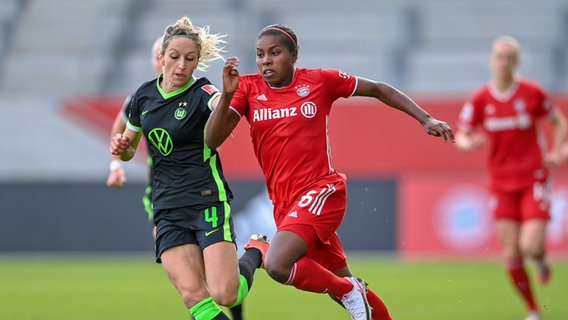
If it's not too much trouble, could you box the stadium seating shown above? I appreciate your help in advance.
[0,0,566,181]
[0,0,566,97]
[0,0,125,96]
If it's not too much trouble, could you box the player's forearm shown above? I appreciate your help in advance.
[109,113,127,161]
[110,129,140,162]
[376,82,432,124]
[119,146,136,161]
[120,132,142,161]
[206,94,235,149]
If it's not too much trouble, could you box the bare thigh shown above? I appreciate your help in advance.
[496,219,521,259]
[203,241,240,306]
[161,244,208,308]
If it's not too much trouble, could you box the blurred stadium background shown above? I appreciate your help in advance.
[0,0,567,258]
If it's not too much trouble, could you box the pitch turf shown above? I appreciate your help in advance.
[0,254,566,319]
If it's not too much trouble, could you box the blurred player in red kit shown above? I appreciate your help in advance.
[206,23,454,320]
[455,36,567,320]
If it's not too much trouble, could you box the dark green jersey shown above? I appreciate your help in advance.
[127,75,232,210]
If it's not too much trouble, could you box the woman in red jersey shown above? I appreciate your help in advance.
[206,24,454,320]
[455,36,568,320]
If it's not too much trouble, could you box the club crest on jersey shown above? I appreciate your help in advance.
[484,104,496,115]
[175,107,187,120]
[201,84,218,95]
[514,99,526,112]
[296,85,310,97]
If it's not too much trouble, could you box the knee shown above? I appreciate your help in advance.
[520,237,545,259]
[521,244,544,260]
[179,288,209,309]
[209,285,239,307]
[500,242,521,260]
[264,258,292,284]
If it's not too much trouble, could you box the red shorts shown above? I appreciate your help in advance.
[275,172,348,271]
[490,179,551,222]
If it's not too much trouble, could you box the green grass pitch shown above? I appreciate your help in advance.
[0,254,566,319]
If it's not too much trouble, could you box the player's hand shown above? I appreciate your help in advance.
[223,57,240,95]
[106,167,126,188]
[110,133,131,156]
[423,118,455,143]
[469,131,487,148]
[455,130,487,151]
[544,150,562,169]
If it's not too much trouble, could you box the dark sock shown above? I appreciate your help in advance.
[227,250,262,310]
[229,303,244,320]
[239,249,262,287]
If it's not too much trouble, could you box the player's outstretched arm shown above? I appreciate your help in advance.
[354,77,455,142]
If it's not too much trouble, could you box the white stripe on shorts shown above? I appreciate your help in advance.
[308,183,336,215]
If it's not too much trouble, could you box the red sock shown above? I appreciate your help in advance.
[507,258,538,312]
[285,256,353,298]
[366,287,392,320]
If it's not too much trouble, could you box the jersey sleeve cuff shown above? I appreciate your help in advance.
[127,122,141,132]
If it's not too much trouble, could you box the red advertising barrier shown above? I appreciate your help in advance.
[399,170,568,259]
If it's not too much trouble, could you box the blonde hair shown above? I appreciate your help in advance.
[492,35,521,58]
[161,16,226,72]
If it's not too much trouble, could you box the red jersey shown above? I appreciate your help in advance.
[457,78,553,191]
[230,68,357,209]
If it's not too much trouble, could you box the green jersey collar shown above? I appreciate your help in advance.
[156,74,196,99]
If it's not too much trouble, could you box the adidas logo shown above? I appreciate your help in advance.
[256,94,267,101]
[288,211,298,218]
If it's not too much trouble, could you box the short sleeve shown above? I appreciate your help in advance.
[199,84,221,111]
[457,89,484,132]
[321,69,358,99]
[229,76,250,118]
[126,92,142,132]
[121,95,132,122]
